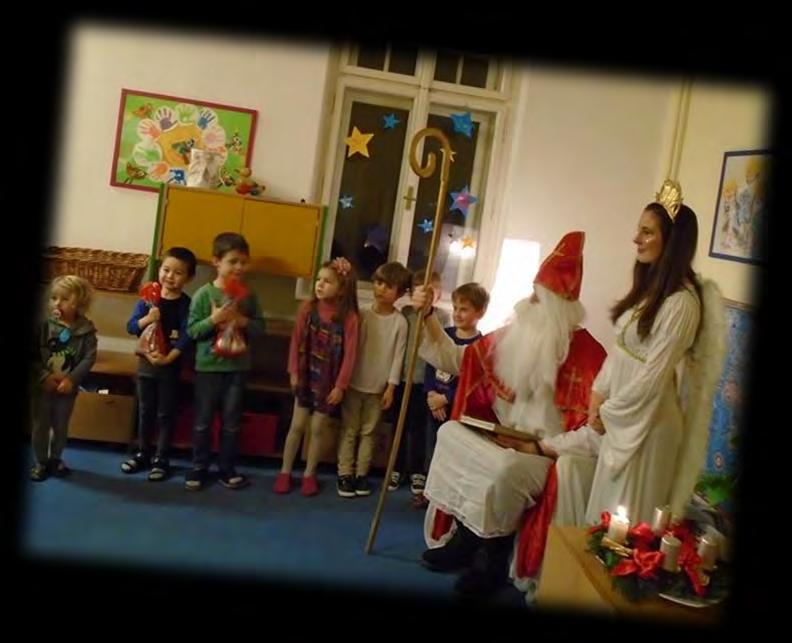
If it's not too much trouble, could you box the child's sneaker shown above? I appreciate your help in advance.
[337,475,356,498]
[219,469,249,489]
[30,463,49,482]
[301,474,319,497]
[410,474,426,496]
[355,476,371,497]
[388,471,402,492]
[273,472,292,494]
[50,458,71,478]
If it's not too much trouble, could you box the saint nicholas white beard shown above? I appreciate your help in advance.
[494,301,568,401]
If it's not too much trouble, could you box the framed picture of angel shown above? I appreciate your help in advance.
[708,149,771,265]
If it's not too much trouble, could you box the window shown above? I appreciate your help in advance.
[306,44,514,304]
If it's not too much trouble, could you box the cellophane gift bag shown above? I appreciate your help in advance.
[212,277,250,358]
[135,281,168,358]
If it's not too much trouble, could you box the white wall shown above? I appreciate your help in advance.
[50,23,332,254]
[678,82,771,306]
[497,66,676,347]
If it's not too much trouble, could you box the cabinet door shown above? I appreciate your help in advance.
[160,186,244,262]
[241,199,320,277]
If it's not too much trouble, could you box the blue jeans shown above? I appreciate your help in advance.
[192,371,246,473]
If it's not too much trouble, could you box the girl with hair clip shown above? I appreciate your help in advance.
[585,181,725,525]
[274,257,360,496]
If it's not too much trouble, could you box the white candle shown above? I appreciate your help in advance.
[660,534,681,572]
[607,506,630,544]
[698,536,718,571]
[705,526,729,562]
[652,506,671,536]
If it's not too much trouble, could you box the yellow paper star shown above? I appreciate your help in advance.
[346,126,374,158]
[461,235,476,249]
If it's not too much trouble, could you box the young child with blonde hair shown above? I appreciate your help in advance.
[31,275,97,481]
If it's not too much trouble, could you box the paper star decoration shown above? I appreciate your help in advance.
[382,113,400,129]
[450,111,474,138]
[418,218,434,234]
[345,126,374,158]
[339,195,354,209]
[449,185,478,217]
[461,235,476,249]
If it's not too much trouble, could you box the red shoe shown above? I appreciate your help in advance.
[273,472,292,494]
[301,474,319,496]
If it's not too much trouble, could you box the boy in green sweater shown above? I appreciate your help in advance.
[185,232,265,491]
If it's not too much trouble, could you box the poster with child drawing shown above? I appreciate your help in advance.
[110,89,257,193]
[708,150,771,265]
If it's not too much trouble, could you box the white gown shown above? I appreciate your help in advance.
[585,287,701,525]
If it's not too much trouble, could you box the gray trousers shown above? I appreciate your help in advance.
[32,392,77,464]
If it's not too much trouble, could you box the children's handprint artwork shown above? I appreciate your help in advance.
[111,89,257,193]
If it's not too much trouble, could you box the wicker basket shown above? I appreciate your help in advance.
[42,246,150,292]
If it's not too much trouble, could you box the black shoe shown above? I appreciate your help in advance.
[337,475,356,498]
[121,451,148,474]
[354,476,371,496]
[184,467,208,491]
[148,456,170,482]
[454,535,512,595]
[421,522,482,572]
[49,458,71,478]
[219,469,249,489]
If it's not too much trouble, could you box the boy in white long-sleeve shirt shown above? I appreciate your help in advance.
[337,261,411,497]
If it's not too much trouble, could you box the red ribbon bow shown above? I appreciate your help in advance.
[628,522,657,551]
[588,511,611,535]
[679,540,707,596]
[611,549,664,580]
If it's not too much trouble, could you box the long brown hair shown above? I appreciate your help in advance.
[312,258,359,322]
[610,203,702,339]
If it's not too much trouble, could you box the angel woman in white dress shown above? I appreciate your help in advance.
[585,182,726,525]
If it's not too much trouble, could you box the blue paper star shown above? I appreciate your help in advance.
[418,218,434,234]
[449,185,478,217]
[450,112,474,138]
[339,195,354,209]
[382,113,400,129]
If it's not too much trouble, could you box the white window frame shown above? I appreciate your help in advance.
[296,46,519,311]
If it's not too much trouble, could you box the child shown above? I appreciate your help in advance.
[121,247,197,481]
[185,232,266,491]
[420,282,488,499]
[274,257,359,496]
[337,261,411,498]
[389,270,451,495]
[31,275,97,481]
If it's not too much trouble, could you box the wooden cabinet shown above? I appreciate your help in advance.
[155,185,323,278]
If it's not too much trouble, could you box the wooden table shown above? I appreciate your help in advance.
[536,525,724,627]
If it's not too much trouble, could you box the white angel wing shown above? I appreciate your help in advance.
[669,278,728,517]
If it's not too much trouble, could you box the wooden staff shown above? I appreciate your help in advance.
[365,127,453,554]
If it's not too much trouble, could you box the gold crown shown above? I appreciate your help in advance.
[655,178,683,221]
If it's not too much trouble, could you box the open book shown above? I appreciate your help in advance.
[458,414,540,443]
